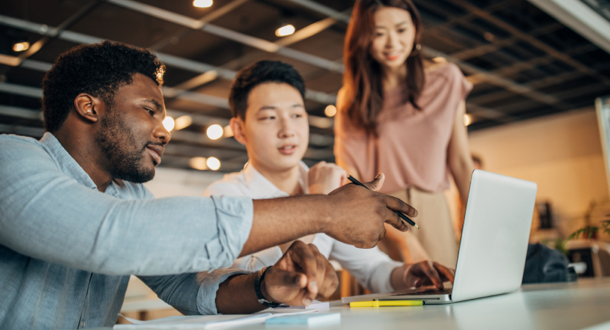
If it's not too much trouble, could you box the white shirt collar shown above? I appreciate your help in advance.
[242,161,309,199]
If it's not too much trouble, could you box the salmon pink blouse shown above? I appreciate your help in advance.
[334,63,472,194]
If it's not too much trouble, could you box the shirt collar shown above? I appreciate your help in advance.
[242,161,309,198]
[39,132,101,192]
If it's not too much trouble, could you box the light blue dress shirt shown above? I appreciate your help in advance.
[0,133,253,329]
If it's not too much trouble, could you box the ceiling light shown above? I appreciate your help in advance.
[189,157,208,170]
[193,0,213,8]
[483,32,495,42]
[206,157,221,171]
[324,105,337,117]
[163,116,175,131]
[308,116,333,129]
[464,114,472,126]
[275,24,295,37]
[206,124,223,140]
[174,115,193,130]
[13,41,30,52]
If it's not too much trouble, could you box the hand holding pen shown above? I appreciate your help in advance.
[347,175,419,229]
[322,173,417,248]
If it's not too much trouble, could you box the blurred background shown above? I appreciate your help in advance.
[2,0,610,319]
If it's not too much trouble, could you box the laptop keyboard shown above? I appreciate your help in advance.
[391,287,452,296]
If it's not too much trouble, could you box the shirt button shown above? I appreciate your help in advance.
[80,321,85,328]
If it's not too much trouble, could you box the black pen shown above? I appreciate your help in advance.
[347,175,419,229]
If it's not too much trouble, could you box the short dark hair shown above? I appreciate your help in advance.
[42,41,165,132]
[228,60,305,119]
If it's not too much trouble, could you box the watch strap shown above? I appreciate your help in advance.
[254,266,283,307]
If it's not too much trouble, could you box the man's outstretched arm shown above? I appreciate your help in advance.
[241,173,417,256]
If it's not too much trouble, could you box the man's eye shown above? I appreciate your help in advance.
[144,108,154,115]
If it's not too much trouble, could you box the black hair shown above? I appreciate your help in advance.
[228,60,305,119]
[42,41,165,132]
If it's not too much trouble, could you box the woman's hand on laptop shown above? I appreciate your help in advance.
[263,240,339,306]
[391,261,455,290]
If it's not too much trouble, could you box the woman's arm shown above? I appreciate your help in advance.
[447,100,475,204]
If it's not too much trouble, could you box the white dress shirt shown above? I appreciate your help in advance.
[203,162,401,293]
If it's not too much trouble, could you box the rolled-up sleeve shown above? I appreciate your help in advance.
[232,247,284,272]
[139,268,251,316]
[0,135,254,276]
[196,269,252,315]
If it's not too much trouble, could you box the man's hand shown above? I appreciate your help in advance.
[391,261,455,291]
[308,161,347,195]
[215,241,338,314]
[244,173,418,256]
[262,241,338,306]
[323,173,417,248]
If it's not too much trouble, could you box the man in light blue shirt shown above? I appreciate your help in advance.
[0,41,416,329]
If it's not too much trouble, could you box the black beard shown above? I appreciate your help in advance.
[94,109,155,183]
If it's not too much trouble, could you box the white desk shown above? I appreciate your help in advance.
[246,278,610,330]
[102,278,610,329]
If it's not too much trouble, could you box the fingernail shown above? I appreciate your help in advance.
[309,281,318,292]
[303,298,312,305]
[375,173,381,179]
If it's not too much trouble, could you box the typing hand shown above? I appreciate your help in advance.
[262,241,338,306]
[324,173,417,248]
[308,161,347,195]
[393,261,455,290]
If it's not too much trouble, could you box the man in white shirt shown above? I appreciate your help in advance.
[204,60,454,295]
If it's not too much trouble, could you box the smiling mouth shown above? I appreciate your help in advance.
[385,54,402,61]
[278,145,297,155]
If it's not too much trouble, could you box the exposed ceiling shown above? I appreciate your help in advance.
[1,0,610,173]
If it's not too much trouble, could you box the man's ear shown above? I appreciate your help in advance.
[230,117,247,145]
[73,93,102,123]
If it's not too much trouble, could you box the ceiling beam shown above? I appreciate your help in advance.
[423,47,561,105]
[107,0,344,73]
[7,0,103,68]
[469,70,584,105]
[169,8,350,97]
[0,14,337,105]
[446,0,610,88]
[527,0,610,55]
[149,0,250,51]
[449,22,563,61]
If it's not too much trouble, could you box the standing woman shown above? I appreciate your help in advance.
[334,0,475,267]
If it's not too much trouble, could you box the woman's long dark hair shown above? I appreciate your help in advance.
[342,0,424,136]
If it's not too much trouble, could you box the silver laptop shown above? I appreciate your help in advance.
[342,169,537,305]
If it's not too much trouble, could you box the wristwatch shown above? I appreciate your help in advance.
[254,267,283,308]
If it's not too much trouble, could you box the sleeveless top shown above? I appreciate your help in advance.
[334,63,472,194]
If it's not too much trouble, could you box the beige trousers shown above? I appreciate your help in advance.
[386,187,458,268]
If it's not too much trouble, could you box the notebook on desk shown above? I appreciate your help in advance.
[342,170,538,305]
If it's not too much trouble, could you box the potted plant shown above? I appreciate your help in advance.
[568,200,610,241]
